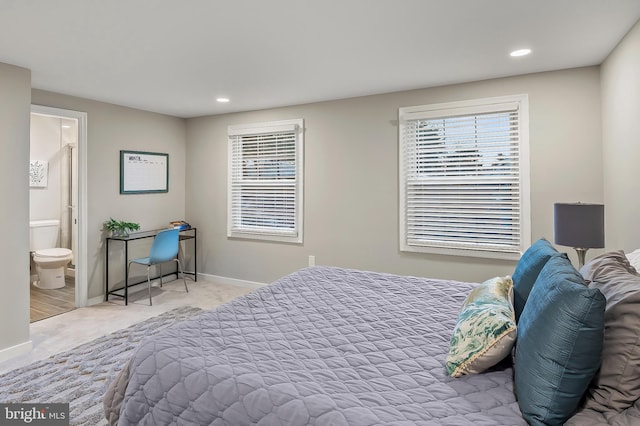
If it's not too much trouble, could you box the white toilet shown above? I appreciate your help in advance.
[30,219,73,289]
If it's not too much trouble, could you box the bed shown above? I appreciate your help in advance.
[104,266,525,425]
[105,248,640,425]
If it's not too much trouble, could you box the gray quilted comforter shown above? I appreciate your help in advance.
[105,266,525,425]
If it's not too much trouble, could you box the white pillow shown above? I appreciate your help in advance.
[625,248,640,271]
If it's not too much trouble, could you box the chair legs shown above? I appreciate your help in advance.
[175,258,189,293]
[146,265,152,306]
[125,259,187,307]
[126,261,153,306]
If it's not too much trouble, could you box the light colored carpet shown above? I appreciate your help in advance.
[0,305,203,426]
[0,278,258,375]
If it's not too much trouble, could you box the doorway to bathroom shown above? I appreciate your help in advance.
[29,105,88,322]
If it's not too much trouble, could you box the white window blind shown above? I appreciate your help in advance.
[399,96,530,259]
[228,119,303,243]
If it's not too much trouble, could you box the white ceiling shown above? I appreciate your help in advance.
[1,0,639,118]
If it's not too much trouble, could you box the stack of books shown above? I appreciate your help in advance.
[170,221,191,230]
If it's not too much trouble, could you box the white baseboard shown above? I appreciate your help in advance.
[0,340,33,364]
[91,274,265,304]
[198,273,266,289]
[87,295,105,306]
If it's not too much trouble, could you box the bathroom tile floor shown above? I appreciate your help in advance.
[0,277,260,375]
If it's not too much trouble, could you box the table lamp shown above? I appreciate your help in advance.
[554,202,605,268]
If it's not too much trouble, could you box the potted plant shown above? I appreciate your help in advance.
[102,218,140,237]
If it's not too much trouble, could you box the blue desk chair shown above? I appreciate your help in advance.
[127,228,188,305]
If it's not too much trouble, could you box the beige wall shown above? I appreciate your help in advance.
[601,19,640,252]
[0,63,31,361]
[31,90,187,300]
[186,67,603,284]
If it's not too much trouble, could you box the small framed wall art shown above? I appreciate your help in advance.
[29,160,48,188]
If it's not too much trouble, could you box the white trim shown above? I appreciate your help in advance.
[228,120,299,136]
[89,274,265,304]
[400,99,520,121]
[31,105,89,307]
[517,95,532,254]
[0,340,32,364]
[86,295,106,306]
[198,272,266,288]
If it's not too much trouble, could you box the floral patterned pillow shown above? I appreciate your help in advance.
[446,276,516,377]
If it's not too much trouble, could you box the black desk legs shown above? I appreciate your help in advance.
[105,239,129,305]
[104,238,129,305]
[124,242,129,305]
[105,238,109,302]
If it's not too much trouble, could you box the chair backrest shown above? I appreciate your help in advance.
[149,228,180,264]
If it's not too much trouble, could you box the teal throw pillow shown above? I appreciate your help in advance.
[512,238,559,322]
[515,254,605,426]
[446,276,516,377]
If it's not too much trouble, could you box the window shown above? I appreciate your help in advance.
[228,119,304,243]
[399,95,530,259]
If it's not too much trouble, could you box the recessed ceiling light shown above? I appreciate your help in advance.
[61,125,71,128]
[510,49,531,57]
[216,97,230,103]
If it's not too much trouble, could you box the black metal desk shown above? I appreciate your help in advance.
[105,227,197,305]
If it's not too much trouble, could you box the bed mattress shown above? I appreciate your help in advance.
[105,266,525,425]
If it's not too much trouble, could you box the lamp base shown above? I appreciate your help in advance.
[574,248,588,269]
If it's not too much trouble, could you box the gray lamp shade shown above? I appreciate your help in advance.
[554,203,605,249]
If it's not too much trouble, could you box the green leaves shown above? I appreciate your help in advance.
[102,218,140,234]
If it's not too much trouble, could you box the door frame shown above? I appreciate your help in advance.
[31,105,88,307]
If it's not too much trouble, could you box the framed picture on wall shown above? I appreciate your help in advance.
[29,160,49,188]
[120,150,169,194]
